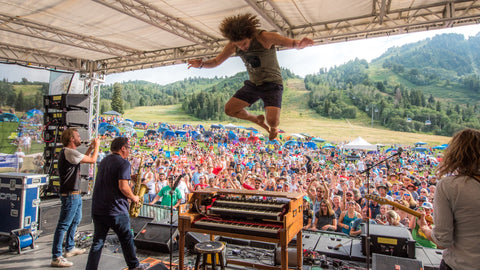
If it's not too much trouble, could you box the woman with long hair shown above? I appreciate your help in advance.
[418,129,480,270]
[402,190,418,209]
[312,200,337,231]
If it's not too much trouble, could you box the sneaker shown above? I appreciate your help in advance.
[64,247,86,258]
[130,263,150,270]
[51,256,73,267]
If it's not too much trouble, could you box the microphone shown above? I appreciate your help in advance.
[171,173,186,191]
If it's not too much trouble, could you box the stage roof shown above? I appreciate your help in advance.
[1,0,480,75]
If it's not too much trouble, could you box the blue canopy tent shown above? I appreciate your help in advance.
[432,145,447,150]
[228,130,238,141]
[98,122,110,129]
[312,137,326,143]
[283,140,298,148]
[190,130,200,140]
[413,147,431,153]
[414,141,428,146]
[306,142,318,149]
[322,143,336,149]
[163,130,175,139]
[268,139,281,145]
[175,130,187,137]
[160,123,171,129]
[0,113,19,122]
[157,127,170,133]
[196,124,204,130]
[98,124,120,136]
[25,109,43,118]
[125,119,134,124]
[134,121,148,129]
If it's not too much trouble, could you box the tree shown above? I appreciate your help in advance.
[111,83,124,114]
[15,90,24,111]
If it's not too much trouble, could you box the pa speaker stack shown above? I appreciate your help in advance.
[42,94,91,194]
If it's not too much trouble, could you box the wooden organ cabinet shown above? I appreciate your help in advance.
[178,188,303,270]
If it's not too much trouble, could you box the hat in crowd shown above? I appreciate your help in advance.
[377,184,389,191]
[421,202,433,209]
[303,196,311,204]
[418,196,428,202]
[407,183,416,189]
[254,177,263,183]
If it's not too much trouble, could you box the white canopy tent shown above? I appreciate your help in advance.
[344,136,377,151]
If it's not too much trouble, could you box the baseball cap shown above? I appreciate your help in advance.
[421,202,433,209]
[418,196,428,202]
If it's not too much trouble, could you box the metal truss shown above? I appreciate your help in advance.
[1,0,480,74]
[244,0,292,37]
[93,0,219,48]
[0,42,83,71]
[0,13,138,57]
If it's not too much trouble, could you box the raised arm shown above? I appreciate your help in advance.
[187,42,236,69]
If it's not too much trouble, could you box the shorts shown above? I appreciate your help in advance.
[233,80,283,108]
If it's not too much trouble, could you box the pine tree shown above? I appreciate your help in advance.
[15,90,24,111]
[111,83,124,114]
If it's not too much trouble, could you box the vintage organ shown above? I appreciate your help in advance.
[178,188,303,270]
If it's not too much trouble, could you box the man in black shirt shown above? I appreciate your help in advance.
[86,137,148,270]
[51,128,99,267]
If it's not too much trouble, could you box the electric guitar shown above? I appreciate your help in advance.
[365,194,434,224]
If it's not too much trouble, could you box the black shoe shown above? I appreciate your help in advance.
[130,263,150,270]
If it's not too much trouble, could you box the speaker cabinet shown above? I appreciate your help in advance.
[130,216,154,235]
[39,196,92,235]
[134,223,178,253]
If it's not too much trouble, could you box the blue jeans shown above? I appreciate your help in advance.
[52,194,82,259]
[86,214,139,270]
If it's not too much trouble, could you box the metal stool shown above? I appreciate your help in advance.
[194,241,226,270]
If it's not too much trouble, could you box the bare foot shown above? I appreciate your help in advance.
[269,127,278,141]
[255,115,270,132]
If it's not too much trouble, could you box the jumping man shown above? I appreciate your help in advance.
[188,13,313,140]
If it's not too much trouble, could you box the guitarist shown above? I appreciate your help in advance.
[417,129,480,270]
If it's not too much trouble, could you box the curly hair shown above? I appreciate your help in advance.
[437,128,480,178]
[61,127,78,146]
[219,13,260,41]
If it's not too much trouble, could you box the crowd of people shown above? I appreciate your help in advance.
[104,121,443,251]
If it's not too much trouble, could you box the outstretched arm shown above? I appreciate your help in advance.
[261,32,313,49]
[188,42,236,69]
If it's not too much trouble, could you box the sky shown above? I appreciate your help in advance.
[1,24,480,85]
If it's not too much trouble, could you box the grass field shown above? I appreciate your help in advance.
[123,79,451,146]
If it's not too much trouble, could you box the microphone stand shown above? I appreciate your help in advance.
[360,148,402,269]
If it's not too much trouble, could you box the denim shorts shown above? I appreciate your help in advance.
[233,80,283,108]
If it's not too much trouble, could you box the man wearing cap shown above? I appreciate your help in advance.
[376,183,393,201]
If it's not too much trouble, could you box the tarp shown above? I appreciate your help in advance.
[0,113,19,122]
[413,147,431,152]
[344,137,377,151]
[283,140,298,148]
[157,127,170,133]
[98,122,110,129]
[125,119,134,124]
[0,154,19,168]
[312,137,326,143]
[175,130,187,137]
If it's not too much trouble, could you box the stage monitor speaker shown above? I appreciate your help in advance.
[38,196,92,235]
[130,216,154,235]
[373,253,423,270]
[362,224,416,259]
[134,223,178,253]
[185,232,213,251]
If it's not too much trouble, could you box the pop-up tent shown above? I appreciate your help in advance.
[0,113,19,122]
[344,137,377,151]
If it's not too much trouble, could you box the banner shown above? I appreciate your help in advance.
[0,154,19,168]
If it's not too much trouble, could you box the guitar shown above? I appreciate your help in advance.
[365,194,434,224]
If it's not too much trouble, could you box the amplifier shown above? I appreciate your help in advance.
[44,94,90,112]
[361,224,416,259]
[134,223,178,253]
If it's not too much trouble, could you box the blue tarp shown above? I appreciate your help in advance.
[432,145,447,150]
[190,131,200,140]
[413,147,430,152]
[0,113,19,122]
[125,119,134,124]
[98,122,110,129]
[157,127,170,133]
[268,140,281,145]
[283,140,298,148]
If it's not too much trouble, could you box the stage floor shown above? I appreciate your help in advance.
[0,223,200,270]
